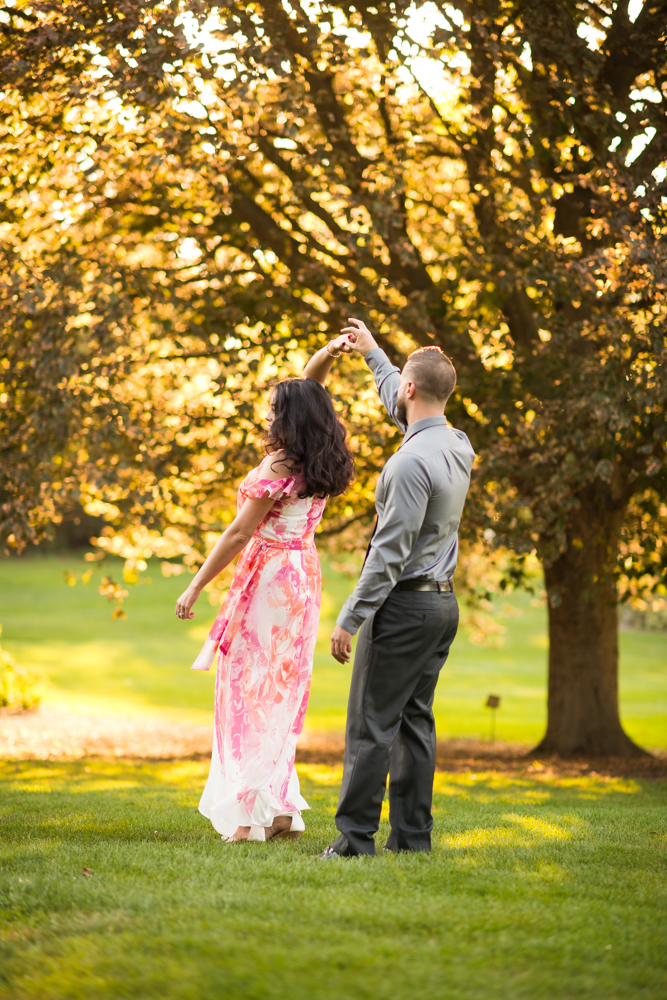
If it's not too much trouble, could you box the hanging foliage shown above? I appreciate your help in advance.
[1,0,666,752]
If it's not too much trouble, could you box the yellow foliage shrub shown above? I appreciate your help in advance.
[0,627,41,711]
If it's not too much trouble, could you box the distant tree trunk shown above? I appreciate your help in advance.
[535,496,647,757]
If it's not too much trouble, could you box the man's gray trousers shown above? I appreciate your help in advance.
[332,588,459,856]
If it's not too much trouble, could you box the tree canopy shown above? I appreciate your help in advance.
[1,0,666,752]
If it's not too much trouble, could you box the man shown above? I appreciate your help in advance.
[319,318,475,859]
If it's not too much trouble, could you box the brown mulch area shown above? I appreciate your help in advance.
[432,743,667,779]
[2,706,666,778]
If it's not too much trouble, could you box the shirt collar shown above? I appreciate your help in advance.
[403,415,448,443]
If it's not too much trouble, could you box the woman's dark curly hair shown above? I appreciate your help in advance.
[265,377,355,498]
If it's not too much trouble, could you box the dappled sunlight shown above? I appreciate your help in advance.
[442,812,585,851]
[1,762,648,806]
[516,860,569,883]
[433,772,551,804]
[297,763,344,786]
[432,771,644,803]
[0,759,209,795]
[508,812,582,840]
[551,776,641,797]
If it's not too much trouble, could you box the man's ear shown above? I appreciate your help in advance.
[405,379,417,400]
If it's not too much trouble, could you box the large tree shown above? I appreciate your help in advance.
[1,0,666,753]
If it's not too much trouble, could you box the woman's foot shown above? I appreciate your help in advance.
[223,826,251,842]
[264,815,303,841]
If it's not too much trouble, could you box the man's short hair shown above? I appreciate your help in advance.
[403,346,457,403]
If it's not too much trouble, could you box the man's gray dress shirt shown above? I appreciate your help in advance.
[337,348,476,636]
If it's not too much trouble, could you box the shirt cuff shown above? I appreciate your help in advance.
[364,347,387,370]
[336,602,363,636]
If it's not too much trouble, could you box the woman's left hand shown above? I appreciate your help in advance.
[330,333,356,354]
[175,585,200,620]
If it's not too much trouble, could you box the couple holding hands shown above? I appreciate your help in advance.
[175,319,475,857]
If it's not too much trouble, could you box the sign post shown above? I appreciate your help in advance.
[485,694,501,746]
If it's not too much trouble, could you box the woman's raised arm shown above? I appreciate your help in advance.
[302,333,354,384]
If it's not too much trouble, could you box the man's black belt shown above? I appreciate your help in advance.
[394,578,453,593]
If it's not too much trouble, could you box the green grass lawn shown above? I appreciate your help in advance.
[2,560,666,999]
[1,758,666,1000]
[1,554,666,747]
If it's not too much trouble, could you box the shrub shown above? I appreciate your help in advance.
[0,627,40,711]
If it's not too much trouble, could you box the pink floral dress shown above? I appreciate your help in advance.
[192,457,326,840]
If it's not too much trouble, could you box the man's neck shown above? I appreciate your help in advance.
[406,403,446,426]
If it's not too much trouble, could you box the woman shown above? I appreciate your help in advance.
[175,336,354,843]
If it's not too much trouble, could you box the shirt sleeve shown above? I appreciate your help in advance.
[365,348,407,433]
[336,451,431,635]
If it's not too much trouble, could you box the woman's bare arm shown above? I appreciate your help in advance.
[175,452,295,619]
[175,492,275,620]
[302,334,354,384]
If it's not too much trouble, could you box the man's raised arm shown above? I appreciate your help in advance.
[341,318,406,432]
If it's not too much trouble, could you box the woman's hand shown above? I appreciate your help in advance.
[340,318,378,355]
[329,333,356,355]
[175,584,201,621]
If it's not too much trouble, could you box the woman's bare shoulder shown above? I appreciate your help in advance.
[260,450,294,480]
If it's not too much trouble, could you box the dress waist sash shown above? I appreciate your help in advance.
[190,533,315,671]
[255,537,314,550]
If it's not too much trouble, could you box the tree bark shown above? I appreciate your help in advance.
[534,496,647,757]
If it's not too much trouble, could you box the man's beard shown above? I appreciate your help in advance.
[396,394,407,426]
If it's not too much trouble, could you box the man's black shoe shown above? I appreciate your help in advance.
[316,845,340,860]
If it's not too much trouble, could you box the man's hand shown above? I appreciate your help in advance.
[331,625,353,664]
[340,318,378,356]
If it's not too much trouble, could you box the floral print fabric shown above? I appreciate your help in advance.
[194,458,326,838]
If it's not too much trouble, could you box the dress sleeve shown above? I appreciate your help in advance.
[239,476,299,501]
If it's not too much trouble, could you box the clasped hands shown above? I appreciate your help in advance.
[329,318,378,358]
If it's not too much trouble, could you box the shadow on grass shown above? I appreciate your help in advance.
[1,759,664,857]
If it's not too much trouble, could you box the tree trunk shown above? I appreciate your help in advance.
[534,498,647,757]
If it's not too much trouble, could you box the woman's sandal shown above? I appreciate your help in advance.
[264,815,303,841]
